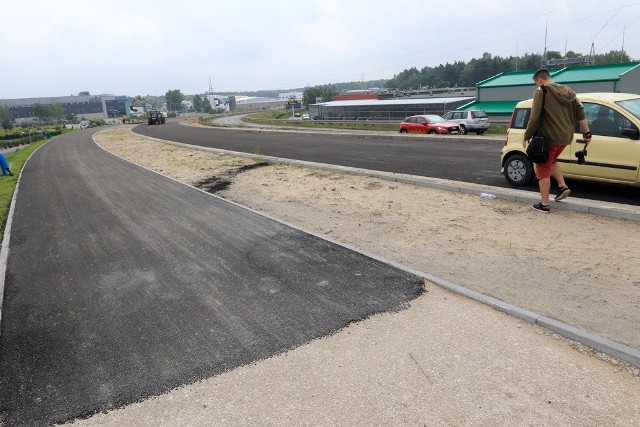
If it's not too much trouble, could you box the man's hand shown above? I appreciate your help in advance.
[523,139,529,150]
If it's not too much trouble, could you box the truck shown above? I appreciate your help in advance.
[148,109,165,125]
[130,96,165,125]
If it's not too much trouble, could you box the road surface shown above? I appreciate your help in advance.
[0,129,423,425]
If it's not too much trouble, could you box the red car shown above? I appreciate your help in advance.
[399,115,461,134]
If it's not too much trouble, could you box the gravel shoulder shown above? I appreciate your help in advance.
[78,125,640,426]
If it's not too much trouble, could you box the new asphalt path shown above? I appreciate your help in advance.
[0,129,423,425]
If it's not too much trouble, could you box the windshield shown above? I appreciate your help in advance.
[616,98,640,119]
[426,115,445,123]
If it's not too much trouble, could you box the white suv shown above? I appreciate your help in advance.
[442,109,490,135]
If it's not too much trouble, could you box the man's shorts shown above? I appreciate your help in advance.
[534,144,566,179]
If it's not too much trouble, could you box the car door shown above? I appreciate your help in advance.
[403,117,416,132]
[414,116,428,133]
[571,102,640,183]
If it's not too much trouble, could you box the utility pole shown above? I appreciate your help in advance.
[542,15,549,68]
[621,26,626,63]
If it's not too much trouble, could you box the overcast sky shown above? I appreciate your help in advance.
[1,0,639,99]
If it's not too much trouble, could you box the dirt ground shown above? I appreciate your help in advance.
[80,125,640,426]
[94,125,640,351]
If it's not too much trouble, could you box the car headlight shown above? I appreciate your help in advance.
[438,127,447,131]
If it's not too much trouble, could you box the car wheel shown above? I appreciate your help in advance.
[460,125,468,135]
[504,153,534,186]
[399,129,408,133]
[428,130,437,134]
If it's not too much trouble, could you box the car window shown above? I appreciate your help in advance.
[426,115,445,123]
[616,98,640,119]
[510,108,530,129]
[451,112,460,120]
[583,102,635,138]
[404,117,416,123]
[442,112,452,120]
[473,110,488,118]
[416,117,426,124]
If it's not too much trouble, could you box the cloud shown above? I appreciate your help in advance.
[0,0,638,98]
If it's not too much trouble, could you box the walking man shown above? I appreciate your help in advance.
[523,68,592,213]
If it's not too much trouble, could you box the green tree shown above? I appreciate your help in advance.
[383,49,635,89]
[0,105,13,129]
[203,98,213,114]
[49,101,66,123]
[302,85,338,107]
[32,103,51,123]
[193,94,204,112]
[165,89,185,112]
[596,50,631,64]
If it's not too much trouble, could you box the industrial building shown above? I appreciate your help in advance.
[308,96,474,121]
[460,62,640,120]
[310,63,640,122]
[0,94,129,124]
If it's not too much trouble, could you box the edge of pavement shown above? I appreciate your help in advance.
[1,127,637,370]
[103,128,640,369]
[0,141,44,334]
[181,120,640,221]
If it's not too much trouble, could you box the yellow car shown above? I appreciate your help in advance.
[500,93,640,187]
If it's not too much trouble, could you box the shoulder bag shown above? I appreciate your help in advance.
[526,86,550,164]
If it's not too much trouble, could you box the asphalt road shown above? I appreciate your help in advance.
[134,122,640,206]
[0,130,423,425]
[136,121,504,185]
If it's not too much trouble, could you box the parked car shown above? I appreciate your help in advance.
[442,109,490,135]
[399,115,461,134]
[500,92,640,187]
[302,113,310,120]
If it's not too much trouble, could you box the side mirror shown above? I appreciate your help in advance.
[621,128,640,139]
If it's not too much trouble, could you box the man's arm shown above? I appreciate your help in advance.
[574,99,592,146]
[578,118,592,146]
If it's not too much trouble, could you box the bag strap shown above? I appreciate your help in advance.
[537,85,547,129]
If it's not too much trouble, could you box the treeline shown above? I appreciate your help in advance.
[385,50,634,90]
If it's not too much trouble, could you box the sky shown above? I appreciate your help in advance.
[1,0,639,99]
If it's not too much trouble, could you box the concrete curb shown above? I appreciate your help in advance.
[149,133,640,223]
[102,129,640,369]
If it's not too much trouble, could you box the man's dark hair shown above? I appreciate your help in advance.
[533,68,551,81]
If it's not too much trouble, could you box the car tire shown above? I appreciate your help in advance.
[399,129,408,133]
[460,125,468,135]
[504,153,534,186]
[429,130,437,134]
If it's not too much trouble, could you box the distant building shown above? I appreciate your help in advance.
[0,94,129,123]
[278,91,303,101]
[460,62,640,121]
[309,97,474,121]
[205,94,233,112]
[234,96,288,111]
